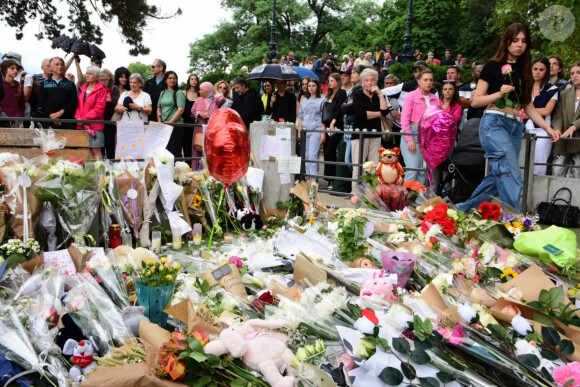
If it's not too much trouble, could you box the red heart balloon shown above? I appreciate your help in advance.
[204,108,251,188]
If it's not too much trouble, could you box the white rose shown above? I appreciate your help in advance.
[514,339,541,358]
[148,167,157,177]
[458,303,478,323]
[363,161,375,172]
[511,315,533,336]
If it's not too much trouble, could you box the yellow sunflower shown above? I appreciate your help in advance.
[500,268,518,280]
[193,194,202,207]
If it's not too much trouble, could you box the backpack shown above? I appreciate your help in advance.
[20,72,40,114]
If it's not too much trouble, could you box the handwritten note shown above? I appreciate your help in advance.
[260,128,292,161]
[278,156,301,174]
[246,167,265,192]
[144,121,173,157]
[116,121,145,159]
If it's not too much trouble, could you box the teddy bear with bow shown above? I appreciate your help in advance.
[376,147,405,185]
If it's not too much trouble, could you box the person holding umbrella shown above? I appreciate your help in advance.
[271,79,296,122]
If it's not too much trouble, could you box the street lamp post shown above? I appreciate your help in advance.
[267,0,278,64]
[400,0,414,64]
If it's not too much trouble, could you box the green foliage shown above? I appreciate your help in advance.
[378,367,404,385]
[127,62,153,80]
[1,0,180,55]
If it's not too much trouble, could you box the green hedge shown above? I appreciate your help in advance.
[387,62,473,85]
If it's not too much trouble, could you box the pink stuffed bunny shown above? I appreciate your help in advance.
[360,269,396,301]
[204,319,295,387]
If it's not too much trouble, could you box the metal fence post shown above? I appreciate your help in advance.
[521,132,534,214]
[357,130,365,184]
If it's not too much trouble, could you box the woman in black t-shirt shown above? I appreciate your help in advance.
[456,23,559,212]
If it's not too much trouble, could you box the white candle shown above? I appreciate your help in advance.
[151,238,161,254]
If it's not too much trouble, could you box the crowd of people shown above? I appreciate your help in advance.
[1,25,579,209]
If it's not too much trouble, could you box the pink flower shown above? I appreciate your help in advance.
[228,256,244,267]
[350,196,359,205]
[451,252,461,260]
[436,324,465,345]
[501,64,512,75]
[553,362,580,387]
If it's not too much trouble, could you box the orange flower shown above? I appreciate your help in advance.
[165,354,186,381]
[192,331,209,346]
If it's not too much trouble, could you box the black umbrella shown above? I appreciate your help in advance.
[246,64,300,81]
[70,39,92,57]
[90,44,106,60]
[52,35,75,52]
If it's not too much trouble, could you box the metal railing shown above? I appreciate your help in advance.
[299,128,428,196]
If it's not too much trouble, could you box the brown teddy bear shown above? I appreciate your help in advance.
[375,147,405,185]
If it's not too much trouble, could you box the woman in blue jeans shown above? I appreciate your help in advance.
[456,23,560,212]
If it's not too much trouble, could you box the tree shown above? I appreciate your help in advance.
[128,62,153,80]
[0,0,181,55]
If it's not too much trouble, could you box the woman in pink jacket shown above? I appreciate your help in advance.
[75,66,107,159]
[400,69,438,183]
[440,80,462,128]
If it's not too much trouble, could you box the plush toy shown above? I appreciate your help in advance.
[62,338,98,381]
[122,306,149,336]
[376,147,405,185]
[235,206,264,231]
[109,245,158,269]
[204,319,295,387]
[360,269,395,301]
[56,313,87,351]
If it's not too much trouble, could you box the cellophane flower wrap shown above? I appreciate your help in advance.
[0,154,46,241]
[34,159,105,245]
[101,160,132,247]
[114,168,145,240]
[85,247,130,309]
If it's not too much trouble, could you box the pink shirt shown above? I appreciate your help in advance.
[440,100,462,127]
[400,88,439,142]
[76,82,107,131]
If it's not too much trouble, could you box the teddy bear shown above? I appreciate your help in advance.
[375,147,405,185]
[360,269,396,301]
[204,319,295,387]
[62,338,98,381]
[122,306,149,336]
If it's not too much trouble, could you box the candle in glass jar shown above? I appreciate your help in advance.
[109,224,122,249]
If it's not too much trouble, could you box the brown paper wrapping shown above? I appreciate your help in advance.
[184,181,206,228]
[0,162,42,241]
[0,203,9,242]
[164,300,222,337]
[293,254,328,286]
[20,245,89,274]
[115,171,145,239]
[204,263,247,298]
[268,279,302,301]
[139,179,160,248]
[291,181,327,213]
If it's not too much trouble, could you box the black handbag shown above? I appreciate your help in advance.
[322,100,335,125]
[537,187,580,227]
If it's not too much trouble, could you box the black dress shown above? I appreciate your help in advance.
[322,89,347,185]
[182,97,196,159]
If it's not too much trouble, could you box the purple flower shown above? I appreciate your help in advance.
[503,213,514,221]
[523,219,533,227]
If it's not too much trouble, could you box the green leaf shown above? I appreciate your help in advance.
[494,98,506,109]
[419,376,440,387]
[485,267,503,278]
[540,348,559,361]
[401,363,416,381]
[193,376,212,387]
[410,349,431,365]
[533,312,555,328]
[565,379,576,387]
[538,289,551,307]
[189,351,208,362]
[414,315,425,331]
[541,326,561,346]
[230,379,247,387]
[528,301,544,310]
[378,367,404,385]
[423,318,434,335]
[518,354,540,368]
[392,337,411,354]
[549,287,565,309]
[505,99,514,108]
[540,367,555,383]
[436,372,456,383]
[414,338,434,350]
[560,339,575,355]
[487,324,508,340]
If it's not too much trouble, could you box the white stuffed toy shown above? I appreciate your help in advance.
[62,338,98,381]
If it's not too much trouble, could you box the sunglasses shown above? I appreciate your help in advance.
[218,86,227,89]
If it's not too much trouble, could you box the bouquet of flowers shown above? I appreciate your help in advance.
[35,159,105,245]
[421,202,458,236]
[335,208,372,261]
[0,238,40,268]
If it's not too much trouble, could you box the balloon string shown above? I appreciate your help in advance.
[428,168,433,200]
[206,187,225,255]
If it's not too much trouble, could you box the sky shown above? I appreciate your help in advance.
[1,1,227,78]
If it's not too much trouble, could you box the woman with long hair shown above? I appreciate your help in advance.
[157,70,186,157]
[552,61,580,177]
[322,73,347,190]
[525,57,559,175]
[296,77,310,117]
[214,80,232,108]
[400,69,438,184]
[261,80,275,116]
[457,23,559,211]
[182,74,201,158]
[440,80,462,127]
[75,66,107,159]
[300,56,311,70]
[298,79,325,181]
[548,56,572,92]
[114,67,131,94]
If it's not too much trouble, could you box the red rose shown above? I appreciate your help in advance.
[430,237,438,244]
[257,290,274,304]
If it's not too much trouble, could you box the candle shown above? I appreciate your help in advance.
[172,235,182,250]
[151,231,161,254]
[193,235,202,246]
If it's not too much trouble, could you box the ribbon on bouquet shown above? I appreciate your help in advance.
[5,167,32,241]
[123,182,139,236]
